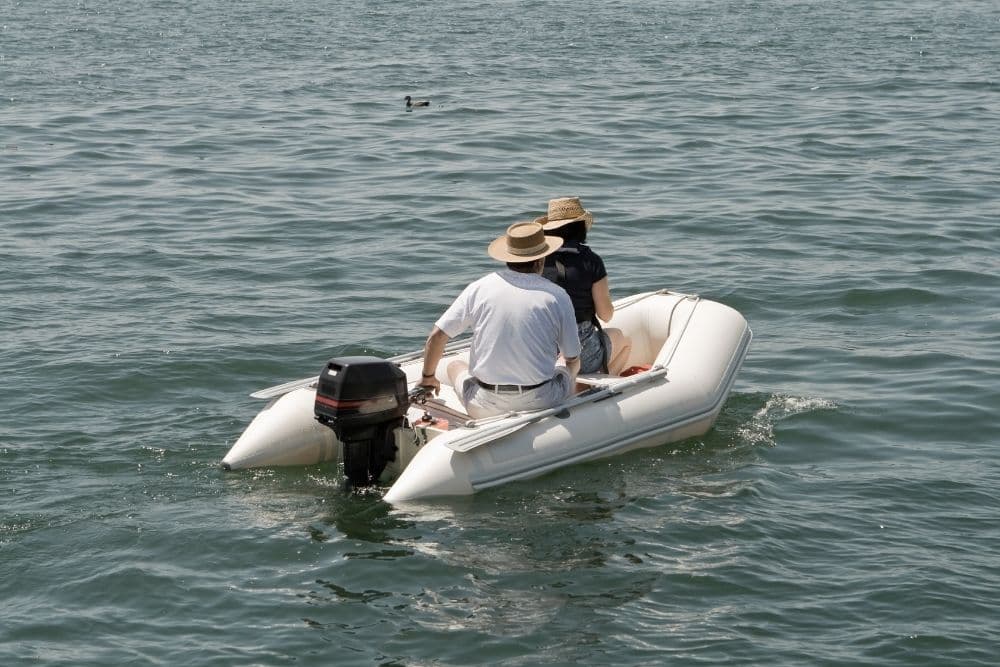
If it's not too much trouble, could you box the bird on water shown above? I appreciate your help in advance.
[405,95,429,110]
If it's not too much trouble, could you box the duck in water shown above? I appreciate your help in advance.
[405,95,430,110]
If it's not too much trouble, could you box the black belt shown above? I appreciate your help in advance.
[474,377,552,393]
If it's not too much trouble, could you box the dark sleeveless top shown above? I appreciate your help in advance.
[542,241,608,324]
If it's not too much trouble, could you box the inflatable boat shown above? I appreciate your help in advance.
[222,290,752,504]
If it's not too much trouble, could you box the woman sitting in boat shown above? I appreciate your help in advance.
[537,197,632,376]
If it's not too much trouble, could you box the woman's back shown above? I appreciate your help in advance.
[542,240,607,324]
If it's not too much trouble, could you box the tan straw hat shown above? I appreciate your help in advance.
[487,222,563,262]
[538,196,594,231]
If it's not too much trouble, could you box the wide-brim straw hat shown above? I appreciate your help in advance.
[487,222,563,263]
[537,196,594,231]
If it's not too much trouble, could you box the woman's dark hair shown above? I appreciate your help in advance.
[546,220,588,243]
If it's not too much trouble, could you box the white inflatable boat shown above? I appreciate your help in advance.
[222,290,752,504]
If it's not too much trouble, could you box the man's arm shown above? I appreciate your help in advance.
[419,326,451,393]
[563,355,580,381]
[555,291,582,379]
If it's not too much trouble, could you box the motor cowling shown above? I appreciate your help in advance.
[314,356,408,487]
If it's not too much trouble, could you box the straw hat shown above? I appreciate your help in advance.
[487,222,563,263]
[537,196,594,231]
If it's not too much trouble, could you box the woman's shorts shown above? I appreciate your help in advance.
[578,321,610,374]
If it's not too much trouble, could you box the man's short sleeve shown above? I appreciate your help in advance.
[435,284,473,338]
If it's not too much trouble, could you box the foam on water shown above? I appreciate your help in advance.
[737,394,839,448]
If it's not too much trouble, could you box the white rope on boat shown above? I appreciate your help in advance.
[611,288,674,311]
[657,294,700,368]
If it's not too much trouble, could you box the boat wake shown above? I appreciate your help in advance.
[734,392,837,448]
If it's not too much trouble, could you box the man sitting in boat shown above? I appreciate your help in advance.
[417,221,581,418]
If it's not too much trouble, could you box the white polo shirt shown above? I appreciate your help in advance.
[436,269,581,386]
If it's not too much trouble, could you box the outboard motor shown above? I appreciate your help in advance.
[314,356,408,487]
